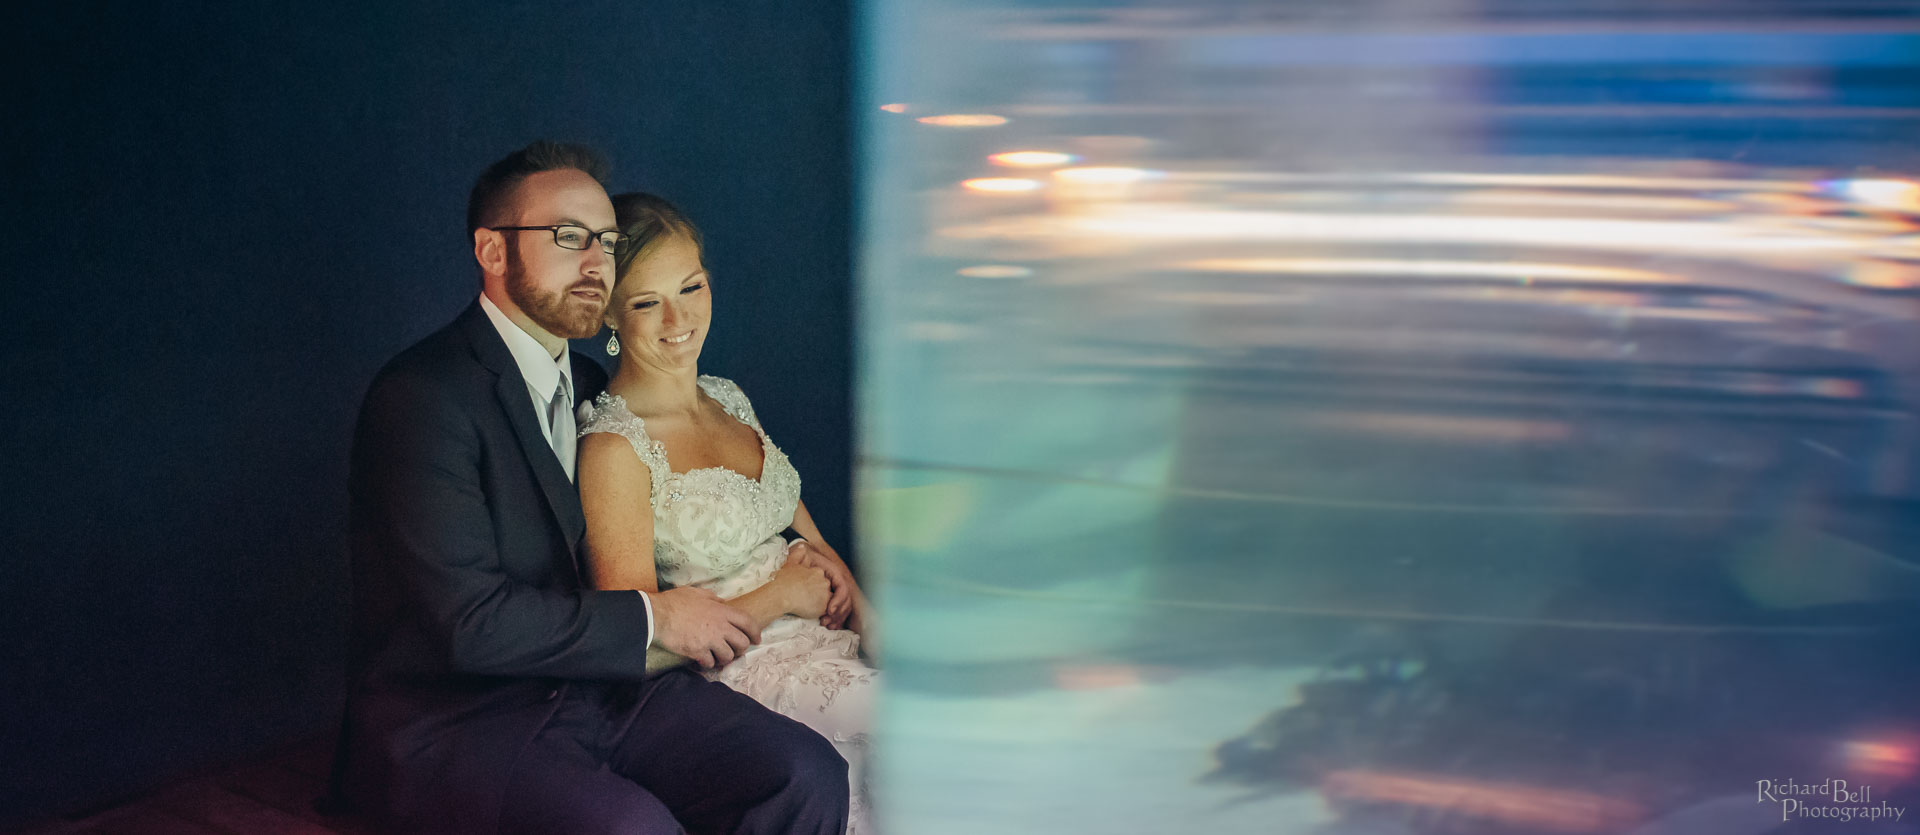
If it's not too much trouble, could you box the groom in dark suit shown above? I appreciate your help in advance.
[333,141,848,834]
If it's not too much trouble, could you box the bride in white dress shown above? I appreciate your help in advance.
[575,192,878,833]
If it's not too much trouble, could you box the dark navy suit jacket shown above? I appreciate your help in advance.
[335,300,652,834]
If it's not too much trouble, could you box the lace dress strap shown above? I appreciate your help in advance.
[698,375,763,432]
[577,393,672,495]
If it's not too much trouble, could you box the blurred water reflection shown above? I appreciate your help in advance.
[858,2,1920,832]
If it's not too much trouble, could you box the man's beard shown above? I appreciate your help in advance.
[505,248,604,340]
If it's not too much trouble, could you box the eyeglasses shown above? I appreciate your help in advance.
[490,225,627,256]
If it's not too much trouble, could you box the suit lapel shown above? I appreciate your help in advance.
[457,303,588,552]
[495,374,587,545]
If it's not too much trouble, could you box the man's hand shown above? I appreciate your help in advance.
[649,586,759,669]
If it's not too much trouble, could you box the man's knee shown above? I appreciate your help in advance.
[501,741,683,835]
[771,720,850,796]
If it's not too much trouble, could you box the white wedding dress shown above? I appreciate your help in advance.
[578,375,877,834]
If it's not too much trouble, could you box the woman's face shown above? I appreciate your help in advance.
[608,233,711,374]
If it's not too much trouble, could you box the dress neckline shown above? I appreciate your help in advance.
[597,388,772,485]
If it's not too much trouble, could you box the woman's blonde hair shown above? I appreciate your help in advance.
[611,192,703,281]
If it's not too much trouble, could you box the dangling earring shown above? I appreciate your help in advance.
[606,331,621,357]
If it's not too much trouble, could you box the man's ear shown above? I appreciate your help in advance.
[473,227,506,277]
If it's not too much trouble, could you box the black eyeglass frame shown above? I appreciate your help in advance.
[489,225,627,255]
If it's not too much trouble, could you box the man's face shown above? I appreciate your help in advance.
[497,168,618,341]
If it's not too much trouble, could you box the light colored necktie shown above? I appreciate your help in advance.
[548,375,576,481]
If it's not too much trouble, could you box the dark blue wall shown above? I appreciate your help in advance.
[1,2,853,824]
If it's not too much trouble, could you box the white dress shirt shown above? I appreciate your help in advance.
[478,293,655,647]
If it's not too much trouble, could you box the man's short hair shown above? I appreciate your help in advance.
[465,141,611,236]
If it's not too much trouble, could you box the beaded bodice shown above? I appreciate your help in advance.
[577,376,803,596]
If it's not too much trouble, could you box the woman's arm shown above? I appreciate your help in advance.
[721,550,831,630]
[579,432,663,595]
[580,432,702,673]
[790,500,872,634]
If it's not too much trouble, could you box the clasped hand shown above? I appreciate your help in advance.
[648,545,840,670]
[785,539,858,631]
